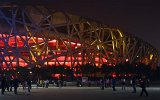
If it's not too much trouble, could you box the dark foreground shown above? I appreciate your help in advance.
[0,86,160,100]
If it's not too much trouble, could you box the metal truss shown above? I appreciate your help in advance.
[0,6,159,69]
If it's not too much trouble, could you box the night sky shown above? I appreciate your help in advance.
[1,0,160,53]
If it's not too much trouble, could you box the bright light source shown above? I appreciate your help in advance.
[37,52,41,56]
[97,45,100,50]
[71,42,76,45]
[29,71,32,74]
[150,54,153,60]
[77,43,81,46]
[126,58,129,62]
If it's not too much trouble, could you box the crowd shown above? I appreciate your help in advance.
[0,74,149,97]
[0,74,32,95]
[98,75,149,96]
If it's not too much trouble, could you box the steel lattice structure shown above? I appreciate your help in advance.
[0,6,159,70]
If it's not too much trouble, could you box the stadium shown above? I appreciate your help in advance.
[0,5,159,75]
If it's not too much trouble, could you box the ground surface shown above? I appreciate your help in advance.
[0,86,160,100]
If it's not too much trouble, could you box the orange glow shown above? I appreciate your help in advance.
[0,33,133,69]
[52,74,61,78]
[102,58,107,62]
[95,57,99,61]
[57,56,65,61]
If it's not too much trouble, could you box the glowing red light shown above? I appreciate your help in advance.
[112,73,116,77]
[126,58,129,62]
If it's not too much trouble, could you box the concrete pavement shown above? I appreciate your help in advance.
[0,86,160,100]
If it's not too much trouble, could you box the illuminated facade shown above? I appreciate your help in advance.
[0,6,159,70]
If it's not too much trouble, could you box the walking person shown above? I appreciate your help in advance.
[131,76,136,93]
[112,77,116,91]
[6,76,10,92]
[106,78,110,88]
[59,79,63,88]
[45,79,49,88]
[1,75,6,94]
[42,80,45,88]
[22,80,28,95]
[139,76,148,96]
[121,77,126,90]
[10,77,13,92]
[100,78,105,90]
[104,78,107,88]
[51,80,55,87]
[27,78,31,93]
[13,76,19,94]
[76,78,80,87]
[36,79,39,88]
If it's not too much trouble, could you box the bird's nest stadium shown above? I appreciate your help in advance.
[0,5,159,72]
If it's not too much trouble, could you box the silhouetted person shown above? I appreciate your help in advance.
[36,79,39,88]
[1,76,6,94]
[131,76,136,93]
[13,76,19,94]
[112,77,116,91]
[27,78,31,92]
[60,80,63,87]
[88,80,91,87]
[121,78,126,90]
[139,76,148,96]
[10,78,13,92]
[77,78,81,87]
[101,78,105,90]
[6,76,10,92]
[106,78,110,88]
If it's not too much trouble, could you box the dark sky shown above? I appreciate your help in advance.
[1,0,160,53]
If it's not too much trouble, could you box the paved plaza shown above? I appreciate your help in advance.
[0,86,160,100]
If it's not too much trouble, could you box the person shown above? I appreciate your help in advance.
[45,79,49,88]
[22,80,28,95]
[130,79,132,86]
[112,77,116,91]
[77,78,80,87]
[131,76,136,93]
[121,78,126,90]
[57,79,60,87]
[42,80,45,88]
[13,76,19,94]
[6,76,10,92]
[27,78,31,92]
[88,80,91,87]
[60,77,64,87]
[10,77,13,92]
[104,78,107,88]
[100,78,105,90]
[1,75,6,94]
[60,79,63,87]
[139,76,148,96]
[36,79,39,88]
[63,80,66,87]
[146,78,150,87]
[106,78,110,88]
[51,80,55,86]
[40,80,43,87]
